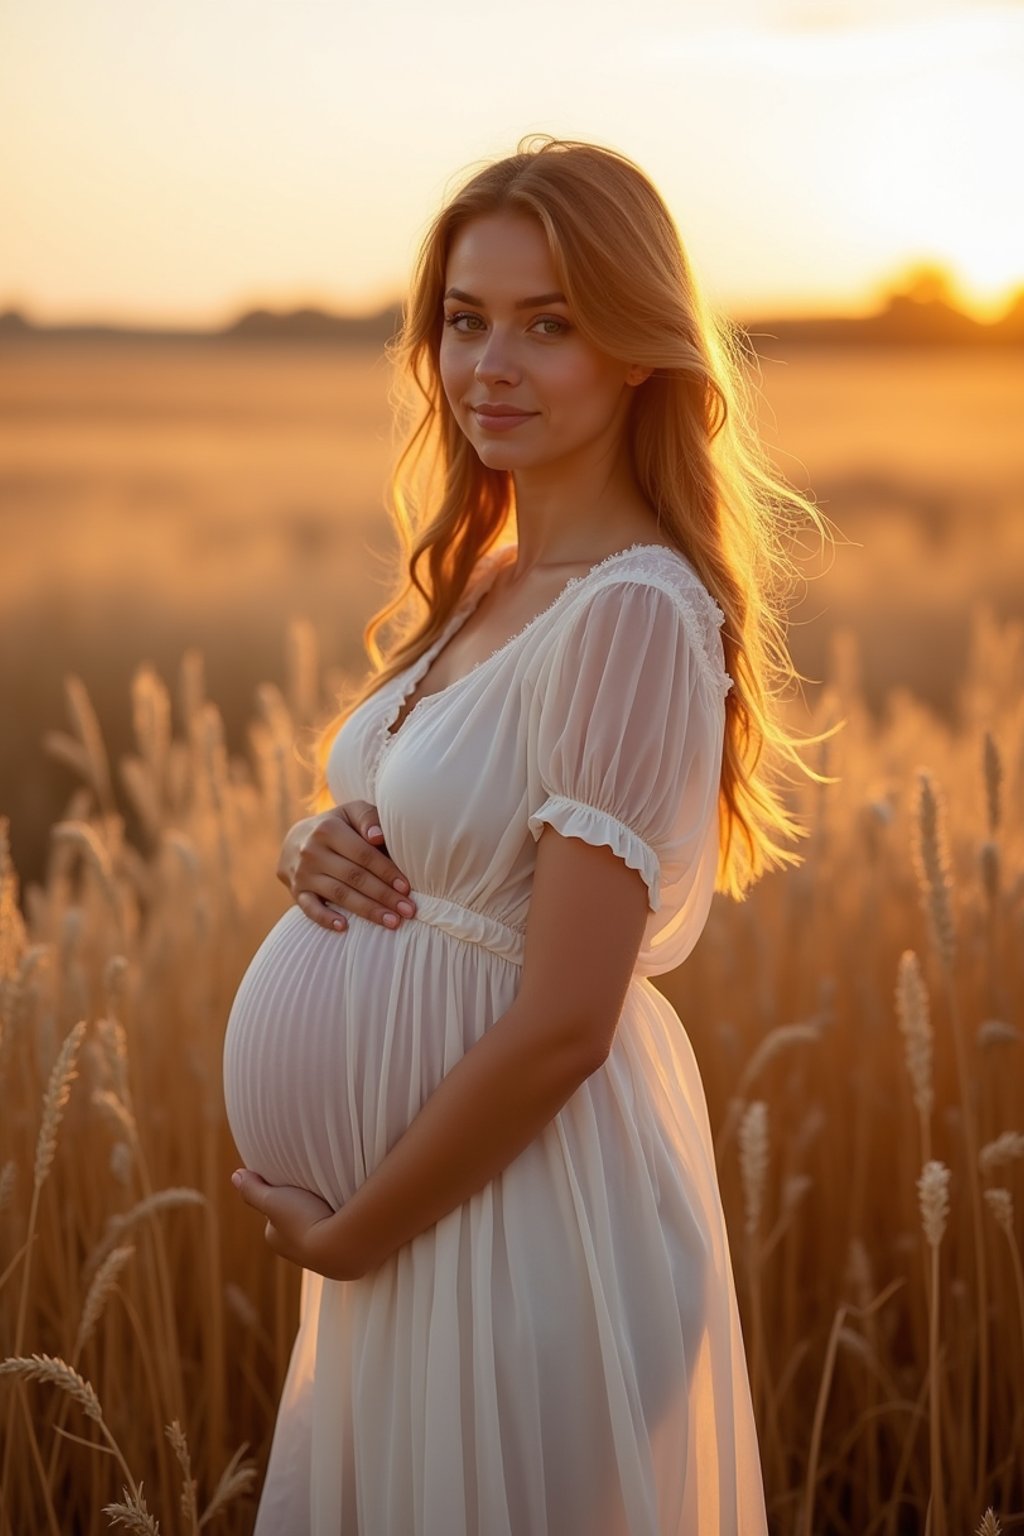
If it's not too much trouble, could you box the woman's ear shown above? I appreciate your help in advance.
[625,365,653,387]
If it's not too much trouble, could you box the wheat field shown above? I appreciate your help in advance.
[1,342,1022,1533]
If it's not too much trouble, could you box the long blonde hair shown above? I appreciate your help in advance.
[301,133,833,900]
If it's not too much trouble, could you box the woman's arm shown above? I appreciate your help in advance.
[308,822,652,1281]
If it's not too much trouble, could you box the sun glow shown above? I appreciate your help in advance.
[2,0,1020,325]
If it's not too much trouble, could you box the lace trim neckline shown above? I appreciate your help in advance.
[369,541,716,787]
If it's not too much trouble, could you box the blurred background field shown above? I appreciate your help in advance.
[1,329,1022,1534]
[3,335,1023,888]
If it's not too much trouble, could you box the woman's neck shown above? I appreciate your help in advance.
[507,476,665,577]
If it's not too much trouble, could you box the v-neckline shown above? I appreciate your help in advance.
[377,540,686,758]
[382,548,511,745]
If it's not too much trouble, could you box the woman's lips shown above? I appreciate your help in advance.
[473,408,537,432]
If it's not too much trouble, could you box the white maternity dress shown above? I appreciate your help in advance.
[222,541,770,1535]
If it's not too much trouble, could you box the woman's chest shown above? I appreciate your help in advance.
[325,658,535,900]
[387,560,594,739]
[325,646,530,815]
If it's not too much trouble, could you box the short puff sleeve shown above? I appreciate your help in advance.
[525,576,728,976]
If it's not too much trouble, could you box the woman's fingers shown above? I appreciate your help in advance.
[346,801,389,853]
[336,803,406,888]
[311,861,417,930]
[297,889,347,932]
[291,804,417,932]
[306,842,417,918]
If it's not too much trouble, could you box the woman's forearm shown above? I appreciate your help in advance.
[311,1001,603,1279]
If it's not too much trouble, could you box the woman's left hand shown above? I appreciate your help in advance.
[231,1169,347,1276]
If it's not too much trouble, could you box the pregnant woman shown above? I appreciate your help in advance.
[223,134,826,1534]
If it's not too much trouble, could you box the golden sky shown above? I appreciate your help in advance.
[3,0,1022,326]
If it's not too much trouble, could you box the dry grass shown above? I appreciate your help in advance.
[669,606,1024,1532]
[0,597,1021,1533]
[1,338,1022,1529]
[4,340,1024,907]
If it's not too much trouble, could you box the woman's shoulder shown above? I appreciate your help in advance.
[558,544,732,698]
[565,542,725,631]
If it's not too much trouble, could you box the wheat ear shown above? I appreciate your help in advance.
[165,1419,198,1534]
[101,1481,160,1534]
[918,1159,950,1536]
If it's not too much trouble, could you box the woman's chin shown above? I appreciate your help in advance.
[474,448,524,471]
[472,437,548,468]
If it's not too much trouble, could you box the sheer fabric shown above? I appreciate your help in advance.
[526,571,730,973]
[222,543,768,1534]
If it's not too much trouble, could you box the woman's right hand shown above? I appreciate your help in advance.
[276,803,418,934]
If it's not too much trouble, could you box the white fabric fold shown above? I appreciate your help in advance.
[527,792,663,910]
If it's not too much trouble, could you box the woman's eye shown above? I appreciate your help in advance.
[442,311,569,336]
[443,311,484,332]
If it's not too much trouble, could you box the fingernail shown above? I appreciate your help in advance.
[367,825,384,839]
[231,1171,243,1188]
[393,877,409,893]
[396,900,415,917]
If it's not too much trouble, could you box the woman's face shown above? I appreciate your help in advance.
[439,210,643,473]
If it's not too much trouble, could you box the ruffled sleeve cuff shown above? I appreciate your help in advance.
[526,794,662,912]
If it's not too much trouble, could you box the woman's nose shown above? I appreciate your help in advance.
[474,332,521,385]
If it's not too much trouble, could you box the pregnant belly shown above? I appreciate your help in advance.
[222,902,516,1208]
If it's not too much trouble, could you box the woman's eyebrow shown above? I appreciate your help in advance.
[443,287,568,309]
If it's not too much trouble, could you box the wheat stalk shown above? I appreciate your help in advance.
[0,815,28,1004]
[912,770,955,970]
[713,1028,817,1160]
[37,1241,139,1491]
[983,1188,1024,1399]
[918,1159,950,1536]
[92,1088,138,1144]
[109,1140,135,1187]
[918,1160,950,1249]
[0,1353,103,1421]
[34,1019,88,1193]
[165,1420,198,1534]
[896,950,933,1160]
[978,1131,1024,1177]
[983,1187,1012,1233]
[104,953,129,1014]
[102,1481,161,1534]
[133,664,172,783]
[740,1023,821,1098]
[63,673,117,815]
[74,1244,136,1361]
[51,820,123,925]
[0,1353,149,1513]
[119,757,163,842]
[739,1100,769,1241]
[4,1009,89,1508]
[85,1188,207,1277]
[96,1013,132,1106]
[197,1440,258,1528]
[738,1098,770,1467]
[912,765,992,1509]
[798,1276,904,1536]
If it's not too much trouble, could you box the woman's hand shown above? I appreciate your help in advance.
[277,802,418,934]
[230,1170,363,1280]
